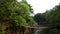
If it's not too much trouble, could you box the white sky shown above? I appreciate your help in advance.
[18,0,60,14]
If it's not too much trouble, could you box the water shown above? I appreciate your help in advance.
[34,27,48,34]
[35,27,42,34]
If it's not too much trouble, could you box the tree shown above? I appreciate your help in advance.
[45,4,60,25]
[34,13,46,25]
[43,4,60,34]
[0,0,35,34]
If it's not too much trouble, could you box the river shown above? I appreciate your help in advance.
[34,27,48,34]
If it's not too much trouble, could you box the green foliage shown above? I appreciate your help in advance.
[45,4,60,24]
[14,16,27,26]
[42,4,60,34]
[34,13,46,25]
[28,16,37,26]
[0,0,35,34]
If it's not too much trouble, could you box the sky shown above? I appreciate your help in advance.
[18,0,60,14]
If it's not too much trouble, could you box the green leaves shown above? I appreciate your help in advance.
[14,16,27,26]
[45,4,60,25]
[0,0,35,33]
[34,13,46,25]
[43,4,60,34]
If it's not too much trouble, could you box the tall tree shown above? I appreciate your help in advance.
[34,13,46,25]
[0,0,35,34]
[43,4,60,34]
